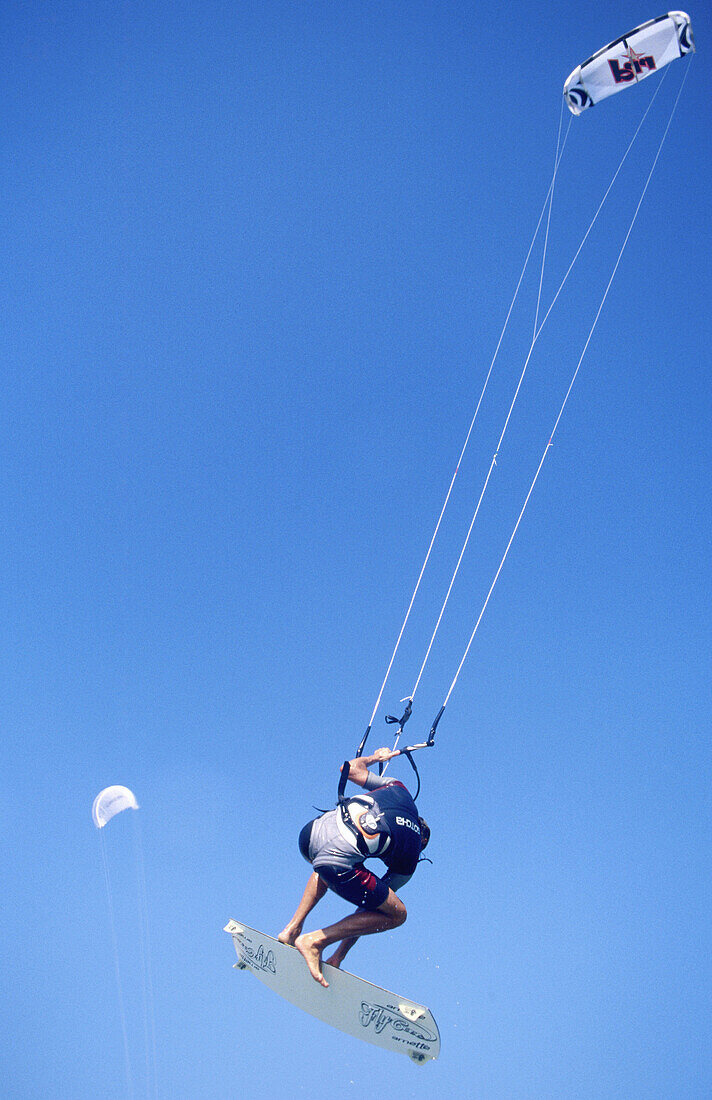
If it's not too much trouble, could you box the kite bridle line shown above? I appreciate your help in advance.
[399,68,669,738]
[355,107,572,769]
[435,54,692,716]
[352,53,691,792]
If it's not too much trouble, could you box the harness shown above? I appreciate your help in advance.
[338,795,390,857]
[336,765,389,857]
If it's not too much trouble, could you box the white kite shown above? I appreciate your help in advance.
[92,785,139,828]
[564,11,694,115]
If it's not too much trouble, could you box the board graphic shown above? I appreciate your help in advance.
[224,919,440,1064]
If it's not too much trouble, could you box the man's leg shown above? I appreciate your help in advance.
[278,872,328,945]
[325,877,403,968]
[295,889,406,987]
[325,933,359,969]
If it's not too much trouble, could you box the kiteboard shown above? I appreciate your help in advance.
[224,919,440,1064]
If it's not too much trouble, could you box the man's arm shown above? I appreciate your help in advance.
[342,747,401,789]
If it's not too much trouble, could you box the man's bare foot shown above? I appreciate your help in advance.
[324,951,343,969]
[277,923,302,946]
[295,932,329,987]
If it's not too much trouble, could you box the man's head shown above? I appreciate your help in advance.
[418,817,430,850]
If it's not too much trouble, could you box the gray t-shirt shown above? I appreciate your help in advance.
[307,808,360,871]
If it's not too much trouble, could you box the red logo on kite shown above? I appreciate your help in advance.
[609,45,657,84]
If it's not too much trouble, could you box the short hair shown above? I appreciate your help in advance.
[418,817,430,848]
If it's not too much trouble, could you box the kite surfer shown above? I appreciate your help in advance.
[278,747,430,987]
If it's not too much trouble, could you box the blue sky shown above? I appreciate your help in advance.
[2,2,710,1097]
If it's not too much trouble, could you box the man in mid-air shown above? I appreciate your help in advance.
[278,746,430,986]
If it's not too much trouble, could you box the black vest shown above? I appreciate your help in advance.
[356,781,422,876]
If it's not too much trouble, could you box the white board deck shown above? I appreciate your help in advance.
[224,919,440,1064]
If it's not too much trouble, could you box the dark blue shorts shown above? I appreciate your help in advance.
[314,862,390,911]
